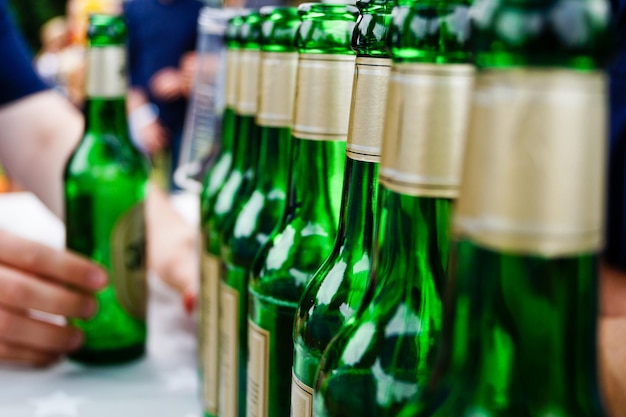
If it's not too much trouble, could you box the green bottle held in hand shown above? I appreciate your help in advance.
[396,0,612,415]
[313,0,475,414]
[247,4,358,417]
[64,14,150,365]
[199,13,245,417]
[291,0,393,415]
[218,7,300,417]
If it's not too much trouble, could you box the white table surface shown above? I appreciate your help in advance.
[0,192,202,417]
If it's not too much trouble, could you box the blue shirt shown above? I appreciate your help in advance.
[124,0,203,133]
[0,0,47,106]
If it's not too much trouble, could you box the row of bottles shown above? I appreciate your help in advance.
[199,1,612,417]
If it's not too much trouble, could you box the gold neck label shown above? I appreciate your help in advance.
[86,46,127,98]
[346,57,392,163]
[380,63,475,198]
[292,53,356,141]
[455,69,607,256]
[257,51,298,127]
[236,49,261,115]
[225,49,240,108]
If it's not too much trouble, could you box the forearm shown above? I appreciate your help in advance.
[0,90,83,218]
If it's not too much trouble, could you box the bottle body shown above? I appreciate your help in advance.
[219,7,300,417]
[65,14,149,365]
[291,0,394,412]
[247,4,359,417]
[396,0,611,414]
[313,0,475,413]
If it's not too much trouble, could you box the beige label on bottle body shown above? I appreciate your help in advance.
[292,53,356,141]
[86,46,127,98]
[380,63,475,198]
[455,69,606,257]
[219,283,239,417]
[225,49,241,108]
[257,52,298,127]
[247,320,269,417]
[110,202,147,320]
[201,253,221,415]
[236,50,261,115]
[346,57,392,163]
[290,371,313,417]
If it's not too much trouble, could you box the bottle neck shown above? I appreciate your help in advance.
[440,241,603,414]
[84,97,130,139]
[362,189,452,317]
[332,157,379,257]
[231,115,260,173]
[256,126,293,195]
[84,44,132,145]
[287,138,346,229]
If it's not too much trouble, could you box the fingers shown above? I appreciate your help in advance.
[600,263,626,317]
[0,340,61,368]
[599,317,626,417]
[0,306,83,354]
[0,229,107,292]
[0,264,97,319]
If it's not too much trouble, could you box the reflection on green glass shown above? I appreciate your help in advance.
[291,0,393,412]
[65,14,149,365]
[314,193,453,417]
[247,4,358,417]
[219,7,300,417]
[396,0,611,415]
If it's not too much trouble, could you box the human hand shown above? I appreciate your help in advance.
[180,52,197,98]
[146,185,198,313]
[0,229,107,367]
[149,68,184,101]
[138,120,169,154]
[599,263,626,417]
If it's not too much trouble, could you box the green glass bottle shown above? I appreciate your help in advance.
[199,14,243,223]
[64,14,149,365]
[396,0,612,415]
[218,7,300,417]
[247,4,358,417]
[199,13,244,417]
[313,0,475,414]
[290,1,393,415]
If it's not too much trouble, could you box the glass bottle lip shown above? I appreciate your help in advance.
[298,2,359,18]
[87,13,126,44]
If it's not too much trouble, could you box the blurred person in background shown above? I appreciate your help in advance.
[0,0,196,367]
[123,0,203,191]
[34,16,69,92]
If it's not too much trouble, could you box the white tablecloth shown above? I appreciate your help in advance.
[0,192,201,417]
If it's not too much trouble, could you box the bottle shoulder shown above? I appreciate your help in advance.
[65,133,149,183]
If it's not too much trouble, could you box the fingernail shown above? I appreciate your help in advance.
[81,299,97,319]
[88,270,107,289]
[69,330,84,350]
[183,290,196,315]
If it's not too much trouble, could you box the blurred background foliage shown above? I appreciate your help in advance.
[8,0,67,52]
